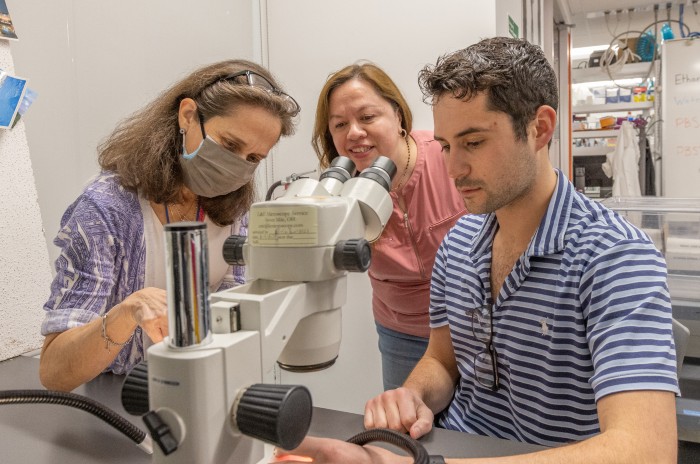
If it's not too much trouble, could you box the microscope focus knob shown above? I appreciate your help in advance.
[121,360,149,416]
[333,238,371,272]
[222,235,247,265]
[234,384,312,450]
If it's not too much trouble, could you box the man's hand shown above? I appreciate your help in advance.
[364,387,435,439]
[272,436,411,464]
[124,287,168,343]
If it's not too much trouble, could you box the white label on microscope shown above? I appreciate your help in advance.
[249,205,319,246]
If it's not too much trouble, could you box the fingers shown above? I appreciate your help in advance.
[364,388,428,435]
[142,320,167,343]
[364,397,386,431]
[126,288,169,342]
[408,402,435,439]
[364,390,401,431]
[364,393,390,430]
[139,312,168,343]
[136,287,168,314]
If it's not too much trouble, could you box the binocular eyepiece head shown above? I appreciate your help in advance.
[319,155,396,192]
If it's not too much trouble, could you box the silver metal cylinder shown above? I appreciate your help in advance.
[164,221,212,348]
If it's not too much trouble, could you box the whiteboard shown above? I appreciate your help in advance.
[661,38,700,197]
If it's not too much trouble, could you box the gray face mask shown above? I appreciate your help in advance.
[180,132,257,198]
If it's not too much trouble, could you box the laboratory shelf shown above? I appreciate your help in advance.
[571,61,658,85]
[572,129,619,139]
[572,101,654,114]
[572,145,613,157]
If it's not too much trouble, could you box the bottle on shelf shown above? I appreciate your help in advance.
[633,86,647,102]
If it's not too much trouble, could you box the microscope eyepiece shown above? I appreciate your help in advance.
[357,155,396,192]
[318,156,356,187]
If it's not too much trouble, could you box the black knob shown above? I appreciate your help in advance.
[121,360,149,416]
[223,235,247,266]
[235,384,312,450]
[333,238,371,272]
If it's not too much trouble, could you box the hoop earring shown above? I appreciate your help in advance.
[399,128,407,138]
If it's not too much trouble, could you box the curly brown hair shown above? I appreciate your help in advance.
[98,59,298,225]
[418,37,558,143]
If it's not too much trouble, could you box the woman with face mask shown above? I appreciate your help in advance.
[313,63,466,391]
[39,60,299,391]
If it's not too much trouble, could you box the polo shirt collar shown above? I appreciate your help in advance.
[469,169,573,259]
[529,169,573,256]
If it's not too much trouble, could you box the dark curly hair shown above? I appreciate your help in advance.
[418,37,558,143]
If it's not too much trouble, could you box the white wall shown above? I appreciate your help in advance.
[0,41,52,361]
[496,0,524,38]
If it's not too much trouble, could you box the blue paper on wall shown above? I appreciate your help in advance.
[11,86,37,128]
[0,69,27,129]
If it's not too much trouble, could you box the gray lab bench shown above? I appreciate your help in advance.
[0,355,544,463]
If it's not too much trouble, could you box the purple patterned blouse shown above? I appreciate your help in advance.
[41,173,247,374]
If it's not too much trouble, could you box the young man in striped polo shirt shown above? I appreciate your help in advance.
[276,37,678,464]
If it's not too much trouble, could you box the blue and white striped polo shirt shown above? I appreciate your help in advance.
[430,170,679,446]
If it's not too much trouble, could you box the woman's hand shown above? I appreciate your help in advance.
[123,287,169,342]
[40,286,167,391]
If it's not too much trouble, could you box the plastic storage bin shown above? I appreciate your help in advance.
[619,87,632,103]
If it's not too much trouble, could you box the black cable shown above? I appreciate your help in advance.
[3,389,433,461]
[265,180,283,201]
[265,172,314,201]
[0,389,148,446]
[346,428,430,464]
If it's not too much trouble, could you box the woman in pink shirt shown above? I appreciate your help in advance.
[312,62,466,390]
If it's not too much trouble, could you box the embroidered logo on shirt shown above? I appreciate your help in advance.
[540,318,549,336]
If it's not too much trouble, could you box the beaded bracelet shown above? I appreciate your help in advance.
[101,313,134,352]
